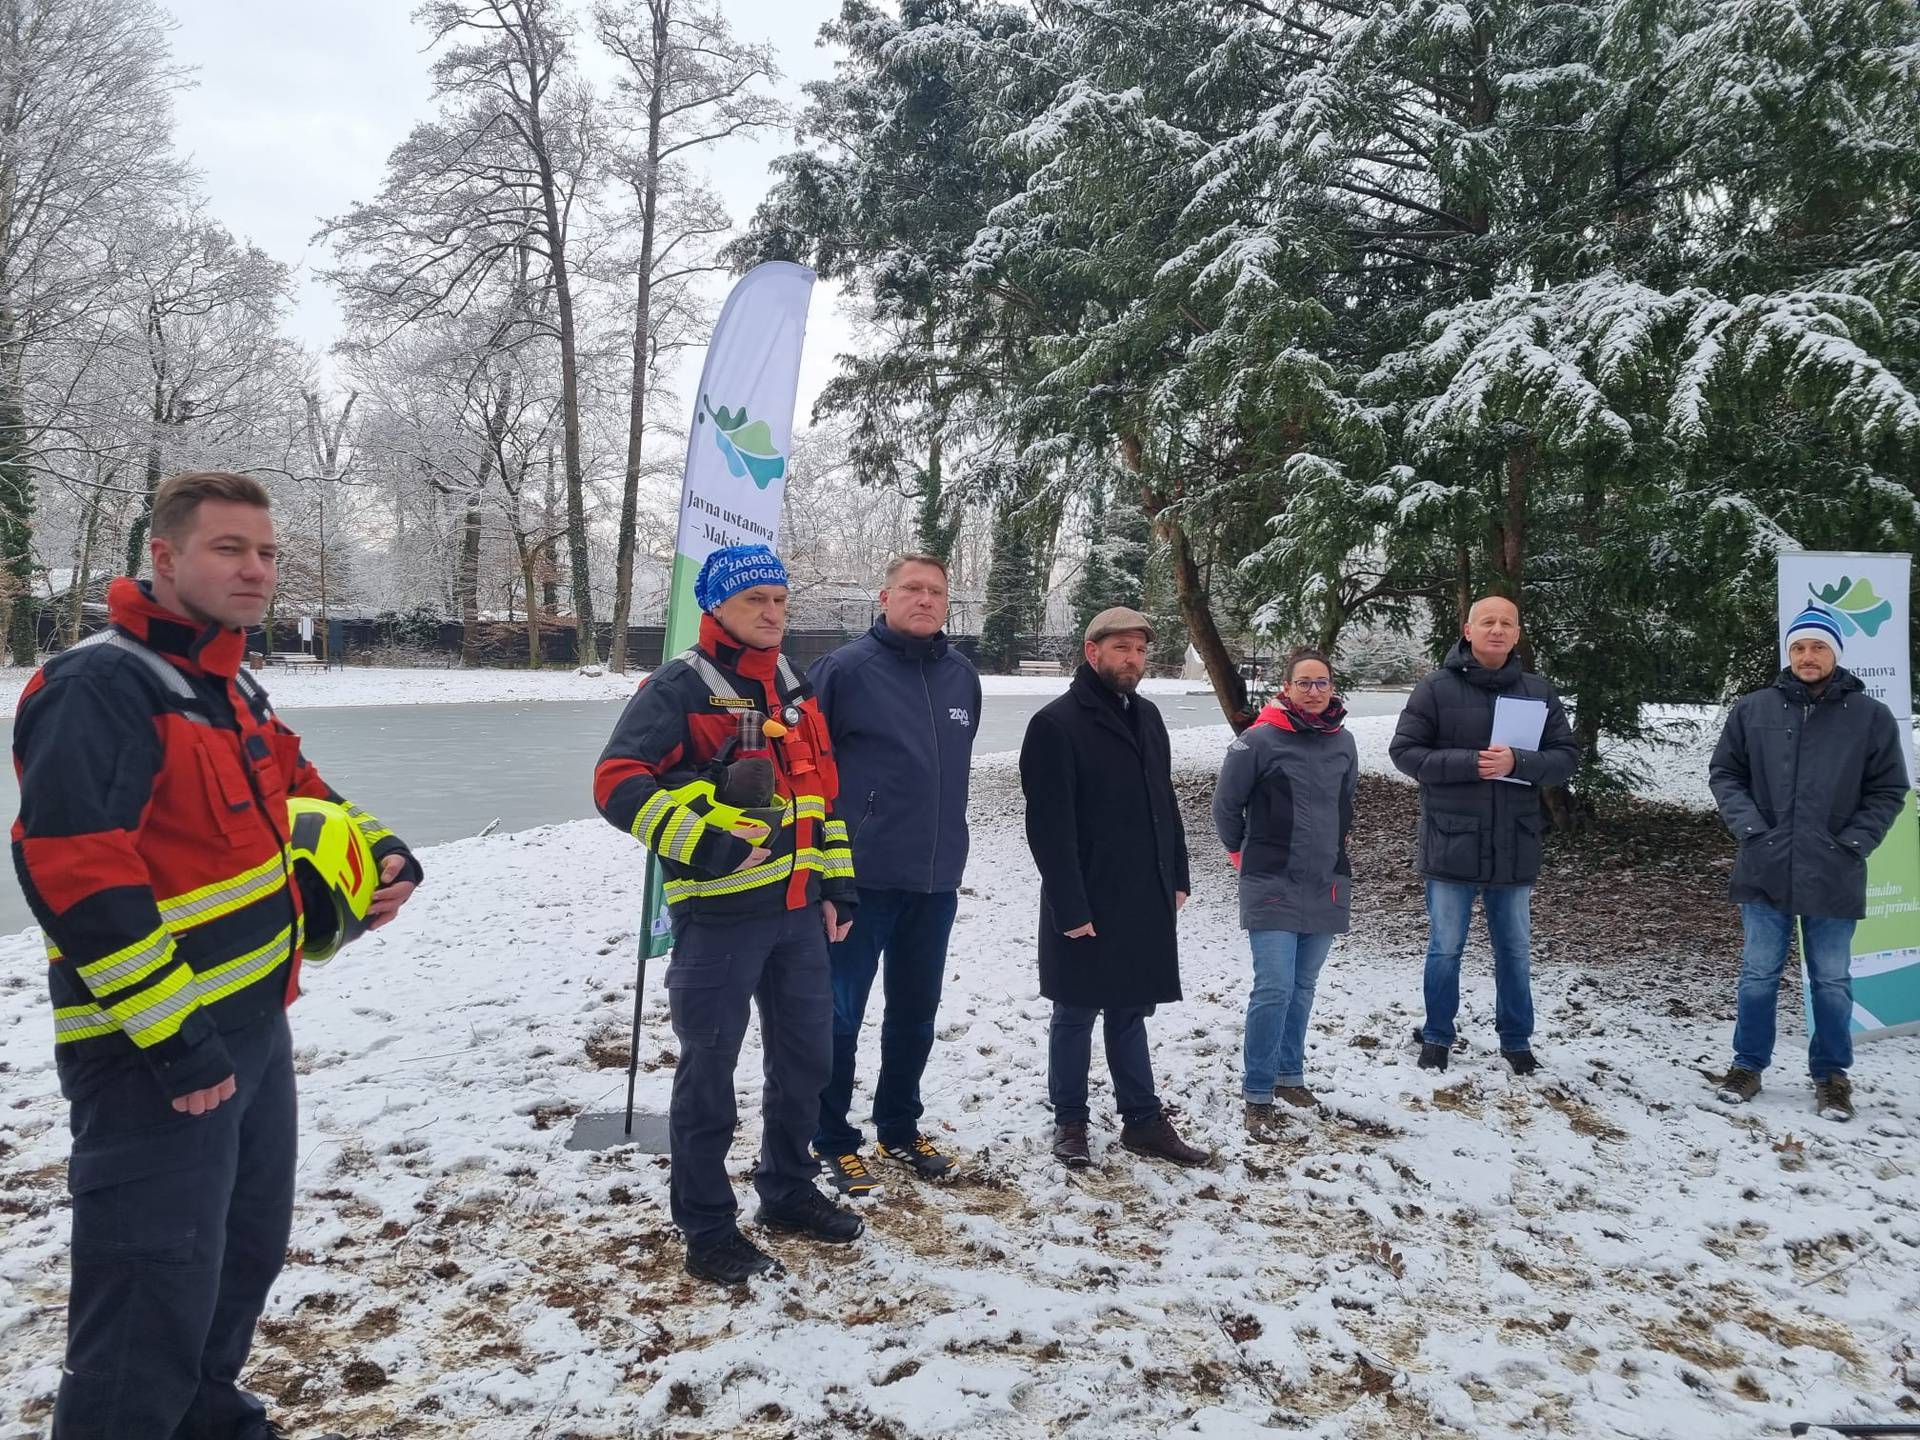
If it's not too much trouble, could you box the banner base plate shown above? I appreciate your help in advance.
[565,1110,671,1154]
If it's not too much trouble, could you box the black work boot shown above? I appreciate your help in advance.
[685,1229,780,1285]
[755,1186,864,1244]
[1052,1121,1092,1168]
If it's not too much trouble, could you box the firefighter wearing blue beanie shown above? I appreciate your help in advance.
[594,532,866,1283]
[696,544,789,613]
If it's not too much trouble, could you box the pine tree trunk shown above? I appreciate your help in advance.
[916,429,957,563]
[1314,585,1346,656]
[1499,438,1535,669]
[1121,431,1250,729]
[1167,515,1251,729]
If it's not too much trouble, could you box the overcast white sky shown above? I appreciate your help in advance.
[164,0,858,427]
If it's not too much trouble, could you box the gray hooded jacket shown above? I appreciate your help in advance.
[1213,705,1358,933]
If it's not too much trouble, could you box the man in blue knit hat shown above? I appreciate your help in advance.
[595,543,864,1285]
[1708,601,1908,1120]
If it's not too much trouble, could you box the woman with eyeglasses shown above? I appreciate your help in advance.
[1211,646,1358,1140]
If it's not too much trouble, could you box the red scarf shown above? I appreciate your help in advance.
[1252,693,1347,736]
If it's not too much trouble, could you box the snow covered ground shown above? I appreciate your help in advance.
[2,716,1917,1439]
[0,662,647,713]
[0,664,1204,714]
[978,675,1206,697]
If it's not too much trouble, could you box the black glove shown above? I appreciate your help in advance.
[716,755,775,809]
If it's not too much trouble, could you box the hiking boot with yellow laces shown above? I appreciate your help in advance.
[877,1133,958,1181]
[814,1148,880,1197]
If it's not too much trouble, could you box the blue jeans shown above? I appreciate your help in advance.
[1243,930,1336,1100]
[1732,902,1856,1080]
[1048,1004,1162,1127]
[813,888,958,1154]
[1421,880,1534,1051]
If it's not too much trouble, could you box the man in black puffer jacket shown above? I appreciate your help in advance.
[1708,602,1907,1121]
[1390,596,1578,1076]
[808,554,982,1192]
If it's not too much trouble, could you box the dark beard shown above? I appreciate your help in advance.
[1096,661,1141,695]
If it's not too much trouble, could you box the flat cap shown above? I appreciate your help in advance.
[1084,605,1155,645]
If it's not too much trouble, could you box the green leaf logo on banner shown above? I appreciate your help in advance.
[1811,578,1895,638]
[699,394,787,489]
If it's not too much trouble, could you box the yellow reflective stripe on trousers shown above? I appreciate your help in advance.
[157,852,288,930]
[74,928,177,997]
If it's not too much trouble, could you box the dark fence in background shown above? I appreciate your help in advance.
[40,606,992,674]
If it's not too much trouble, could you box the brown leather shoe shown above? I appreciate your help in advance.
[1120,1114,1211,1167]
[1051,1121,1092,1168]
[1276,1085,1319,1110]
[1243,1102,1285,1144]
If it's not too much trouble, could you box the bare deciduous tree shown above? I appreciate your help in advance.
[322,0,605,661]
[594,0,782,669]
[0,0,189,660]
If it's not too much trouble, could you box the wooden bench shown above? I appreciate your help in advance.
[262,653,330,671]
[1016,659,1064,676]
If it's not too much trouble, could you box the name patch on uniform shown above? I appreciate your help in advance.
[708,695,755,709]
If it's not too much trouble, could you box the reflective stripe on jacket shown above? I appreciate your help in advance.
[11,578,419,1100]
[595,613,857,921]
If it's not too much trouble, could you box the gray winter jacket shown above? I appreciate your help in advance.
[1212,705,1358,933]
[1708,667,1908,920]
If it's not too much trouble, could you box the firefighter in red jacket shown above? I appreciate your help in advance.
[595,544,864,1286]
[11,471,420,1440]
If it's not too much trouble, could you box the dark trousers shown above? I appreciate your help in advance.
[1047,1003,1162,1127]
[54,1010,296,1440]
[814,887,958,1154]
[666,905,832,1246]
